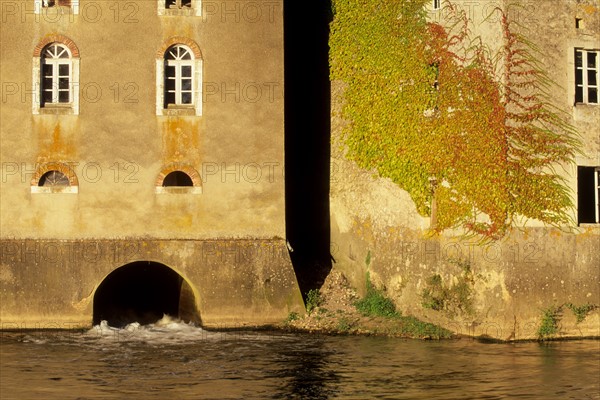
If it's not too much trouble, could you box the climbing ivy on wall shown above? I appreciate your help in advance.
[330,0,580,239]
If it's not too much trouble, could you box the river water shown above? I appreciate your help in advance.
[1,317,599,399]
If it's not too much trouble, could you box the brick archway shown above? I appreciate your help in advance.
[31,162,79,186]
[33,34,80,57]
[155,163,202,187]
[156,37,202,59]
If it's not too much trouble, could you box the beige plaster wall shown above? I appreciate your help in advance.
[0,0,286,239]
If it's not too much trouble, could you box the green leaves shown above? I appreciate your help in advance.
[330,0,580,239]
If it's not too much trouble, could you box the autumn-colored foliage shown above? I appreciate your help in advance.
[330,0,580,239]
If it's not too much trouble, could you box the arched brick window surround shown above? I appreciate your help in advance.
[155,163,202,187]
[156,37,202,59]
[30,162,79,194]
[31,162,79,187]
[33,34,80,58]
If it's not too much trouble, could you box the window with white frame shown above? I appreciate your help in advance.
[156,44,202,116]
[165,45,194,107]
[167,0,191,9]
[34,0,79,14]
[578,166,600,224]
[433,0,441,10]
[33,42,80,115]
[41,44,71,106]
[575,49,599,104]
[158,0,201,16]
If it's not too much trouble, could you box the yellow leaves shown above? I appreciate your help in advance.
[582,4,598,15]
[330,0,579,240]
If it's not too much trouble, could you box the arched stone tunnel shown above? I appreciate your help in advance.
[92,261,200,327]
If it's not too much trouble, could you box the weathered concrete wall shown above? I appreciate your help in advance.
[331,214,600,340]
[330,0,600,340]
[331,132,600,339]
[0,238,304,329]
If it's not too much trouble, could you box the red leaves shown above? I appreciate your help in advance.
[331,0,579,240]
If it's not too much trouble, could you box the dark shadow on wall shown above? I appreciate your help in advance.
[284,0,333,297]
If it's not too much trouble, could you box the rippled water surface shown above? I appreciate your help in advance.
[1,319,599,399]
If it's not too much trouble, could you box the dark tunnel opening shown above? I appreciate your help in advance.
[284,0,334,297]
[93,261,200,327]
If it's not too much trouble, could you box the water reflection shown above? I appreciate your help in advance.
[0,322,598,400]
[273,338,339,399]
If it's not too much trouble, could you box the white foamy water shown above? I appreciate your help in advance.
[87,315,210,343]
[81,315,288,345]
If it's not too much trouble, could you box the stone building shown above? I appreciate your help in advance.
[330,0,599,340]
[1,0,598,340]
[0,0,304,329]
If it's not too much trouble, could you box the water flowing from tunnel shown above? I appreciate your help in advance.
[1,318,599,399]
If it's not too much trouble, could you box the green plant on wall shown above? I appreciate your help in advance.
[330,0,580,239]
[285,311,300,324]
[306,289,324,313]
[537,306,561,339]
[420,260,475,316]
[355,272,401,318]
[421,274,445,311]
[565,303,597,324]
